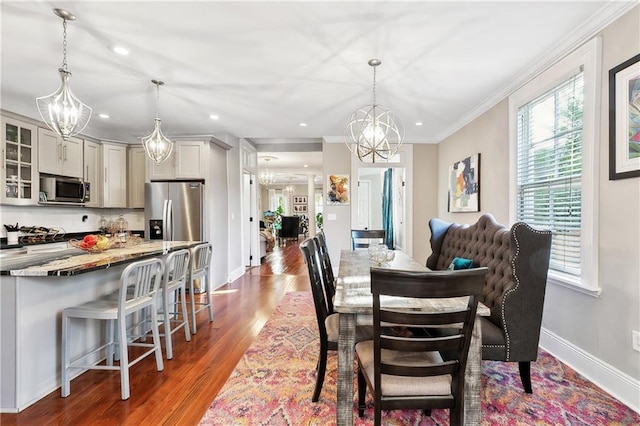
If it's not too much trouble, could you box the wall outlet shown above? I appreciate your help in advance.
[633,330,640,353]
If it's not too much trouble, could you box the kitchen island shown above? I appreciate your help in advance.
[0,240,203,413]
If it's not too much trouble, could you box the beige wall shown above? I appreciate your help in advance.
[412,144,439,262]
[434,6,640,383]
[322,141,353,264]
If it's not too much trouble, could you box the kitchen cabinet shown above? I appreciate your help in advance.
[83,140,101,208]
[38,128,83,178]
[1,116,38,205]
[147,140,207,180]
[127,145,146,208]
[102,142,127,208]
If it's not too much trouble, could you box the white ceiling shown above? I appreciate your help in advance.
[1,1,633,184]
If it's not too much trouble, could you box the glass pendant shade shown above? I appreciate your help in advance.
[36,9,91,140]
[345,59,404,163]
[284,183,295,194]
[259,157,277,186]
[141,80,174,164]
[142,118,174,163]
[259,169,276,186]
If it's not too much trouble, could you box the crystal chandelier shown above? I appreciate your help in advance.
[283,180,295,195]
[36,9,92,140]
[284,185,295,195]
[259,157,276,186]
[345,59,404,163]
[141,80,174,164]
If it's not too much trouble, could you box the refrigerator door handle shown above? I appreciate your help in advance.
[162,199,169,241]
[167,199,174,241]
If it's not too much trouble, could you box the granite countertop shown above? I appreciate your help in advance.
[0,230,144,250]
[1,240,202,277]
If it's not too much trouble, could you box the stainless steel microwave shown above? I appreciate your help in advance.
[39,175,88,204]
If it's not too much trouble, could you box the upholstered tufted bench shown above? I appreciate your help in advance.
[426,213,552,393]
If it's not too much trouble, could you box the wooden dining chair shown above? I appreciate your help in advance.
[300,237,373,402]
[351,229,386,250]
[314,232,335,314]
[355,267,486,425]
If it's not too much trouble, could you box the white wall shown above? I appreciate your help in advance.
[421,6,640,409]
[207,143,230,289]
[226,140,245,283]
[0,206,144,238]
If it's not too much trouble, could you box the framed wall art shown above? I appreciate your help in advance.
[609,53,640,180]
[447,153,480,212]
[293,204,308,213]
[327,174,349,205]
[293,195,307,204]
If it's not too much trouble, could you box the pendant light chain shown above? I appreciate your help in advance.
[61,18,68,71]
[155,82,160,119]
[372,65,377,106]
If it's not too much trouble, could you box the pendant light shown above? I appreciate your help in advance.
[36,8,92,140]
[345,59,404,163]
[283,177,295,195]
[259,157,276,186]
[141,80,174,164]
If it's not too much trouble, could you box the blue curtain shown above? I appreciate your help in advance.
[382,168,394,249]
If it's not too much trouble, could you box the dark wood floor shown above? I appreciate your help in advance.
[1,239,309,426]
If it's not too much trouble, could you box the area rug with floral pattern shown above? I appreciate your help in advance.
[200,292,639,425]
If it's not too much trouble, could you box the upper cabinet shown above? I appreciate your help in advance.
[147,141,207,180]
[127,145,146,208]
[102,142,127,208]
[1,117,38,205]
[38,128,83,178]
[83,140,102,208]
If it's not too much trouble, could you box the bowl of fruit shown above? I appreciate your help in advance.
[69,234,114,253]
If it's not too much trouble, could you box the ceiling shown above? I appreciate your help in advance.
[1,1,633,184]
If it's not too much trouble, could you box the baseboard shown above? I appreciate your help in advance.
[539,328,640,413]
[228,265,245,284]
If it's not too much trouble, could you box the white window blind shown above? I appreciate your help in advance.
[516,70,584,276]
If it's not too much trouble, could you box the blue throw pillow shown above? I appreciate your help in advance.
[447,257,475,270]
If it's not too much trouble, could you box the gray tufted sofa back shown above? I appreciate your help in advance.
[426,213,552,361]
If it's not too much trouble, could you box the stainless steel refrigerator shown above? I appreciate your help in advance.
[145,181,205,242]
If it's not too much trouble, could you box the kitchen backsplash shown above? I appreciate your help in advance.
[0,205,144,238]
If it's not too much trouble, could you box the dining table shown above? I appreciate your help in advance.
[333,249,490,425]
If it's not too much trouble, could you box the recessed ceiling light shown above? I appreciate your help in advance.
[209,114,219,120]
[112,46,129,56]
[304,164,308,168]
[415,121,423,126]
[98,113,110,119]
[299,122,307,127]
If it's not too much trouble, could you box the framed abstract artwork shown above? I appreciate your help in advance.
[326,174,349,205]
[609,53,640,180]
[447,153,480,212]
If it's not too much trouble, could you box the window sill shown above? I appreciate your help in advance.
[547,273,601,298]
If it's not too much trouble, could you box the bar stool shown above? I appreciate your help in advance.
[188,243,214,334]
[61,258,164,400]
[158,249,191,359]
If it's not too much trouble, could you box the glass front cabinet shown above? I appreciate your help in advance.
[1,117,38,205]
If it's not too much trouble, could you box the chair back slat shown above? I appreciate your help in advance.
[300,238,330,339]
[120,258,164,308]
[370,267,486,394]
[313,233,335,314]
[351,229,386,250]
[164,249,191,287]
[190,243,212,280]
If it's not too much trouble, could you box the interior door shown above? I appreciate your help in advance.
[357,181,370,229]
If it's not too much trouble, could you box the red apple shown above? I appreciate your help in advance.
[82,234,98,247]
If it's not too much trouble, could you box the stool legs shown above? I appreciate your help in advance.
[61,313,70,398]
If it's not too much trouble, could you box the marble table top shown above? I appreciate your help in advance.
[1,241,203,277]
[334,249,490,316]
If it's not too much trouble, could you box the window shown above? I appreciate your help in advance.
[509,38,601,295]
